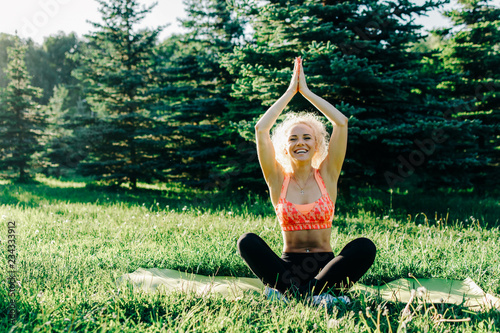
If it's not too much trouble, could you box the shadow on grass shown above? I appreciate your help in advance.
[338,186,500,229]
[0,177,275,218]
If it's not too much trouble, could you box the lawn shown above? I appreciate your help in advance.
[1,175,499,332]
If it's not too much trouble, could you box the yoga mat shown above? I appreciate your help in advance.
[117,268,264,297]
[351,278,500,311]
[118,268,500,311]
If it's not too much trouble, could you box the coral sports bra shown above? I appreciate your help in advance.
[275,169,335,231]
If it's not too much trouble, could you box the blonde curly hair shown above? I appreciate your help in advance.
[271,112,330,173]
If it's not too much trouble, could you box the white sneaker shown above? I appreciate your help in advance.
[264,286,289,303]
[309,294,350,308]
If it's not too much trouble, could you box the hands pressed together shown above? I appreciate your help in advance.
[287,57,309,95]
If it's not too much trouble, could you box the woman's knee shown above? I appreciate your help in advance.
[237,232,260,253]
[342,237,377,262]
[357,237,377,262]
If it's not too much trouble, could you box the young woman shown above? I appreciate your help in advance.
[237,57,376,304]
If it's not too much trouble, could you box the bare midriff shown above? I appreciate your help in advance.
[282,228,333,253]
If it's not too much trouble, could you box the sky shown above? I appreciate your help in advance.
[0,0,498,45]
[0,0,187,44]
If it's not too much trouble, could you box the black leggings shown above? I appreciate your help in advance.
[237,232,376,296]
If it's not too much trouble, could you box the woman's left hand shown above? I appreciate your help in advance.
[297,57,310,94]
[287,57,300,93]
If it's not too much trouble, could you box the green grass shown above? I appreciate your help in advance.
[1,175,499,332]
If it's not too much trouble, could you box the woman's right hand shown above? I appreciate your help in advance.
[297,57,310,95]
[287,57,300,93]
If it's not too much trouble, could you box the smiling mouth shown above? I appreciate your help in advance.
[294,149,308,154]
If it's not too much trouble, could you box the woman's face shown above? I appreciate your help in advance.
[286,123,317,162]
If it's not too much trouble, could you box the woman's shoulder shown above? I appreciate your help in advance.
[268,169,287,207]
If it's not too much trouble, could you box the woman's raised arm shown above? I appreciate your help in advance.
[255,58,300,184]
[297,58,348,180]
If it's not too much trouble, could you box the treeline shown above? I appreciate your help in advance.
[0,0,499,195]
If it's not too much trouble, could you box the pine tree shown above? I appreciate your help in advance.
[157,0,246,189]
[223,0,483,193]
[0,38,44,182]
[438,0,500,193]
[72,0,165,189]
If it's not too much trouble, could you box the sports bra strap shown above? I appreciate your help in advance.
[314,169,329,196]
[279,174,291,199]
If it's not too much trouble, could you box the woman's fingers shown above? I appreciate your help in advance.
[295,58,300,92]
[287,57,300,93]
[298,57,309,93]
[292,57,300,92]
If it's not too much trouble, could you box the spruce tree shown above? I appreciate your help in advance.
[0,38,44,182]
[73,0,164,189]
[157,0,246,189]
[42,85,81,177]
[224,0,482,193]
[438,0,500,193]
